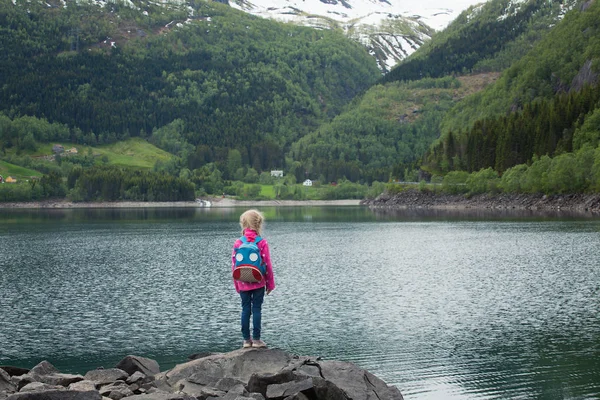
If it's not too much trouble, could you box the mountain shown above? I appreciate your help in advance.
[228,0,455,72]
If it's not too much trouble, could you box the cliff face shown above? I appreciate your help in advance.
[0,349,404,400]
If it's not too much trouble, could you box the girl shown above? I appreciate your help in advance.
[232,209,276,348]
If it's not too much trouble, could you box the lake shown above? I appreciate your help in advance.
[1,206,599,399]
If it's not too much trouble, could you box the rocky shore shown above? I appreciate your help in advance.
[361,189,600,213]
[0,349,403,400]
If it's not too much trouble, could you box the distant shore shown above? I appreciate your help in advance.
[0,197,362,209]
[362,190,600,213]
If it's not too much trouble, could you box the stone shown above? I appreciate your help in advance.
[319,361,403,400]
[265,378,313,399]
[115,356,160,378]
[19,382,65,392]
[282,394,309,400]
[99,381,134,400]
[246,370,296,396]
[84,369,129,386]
[6,390,102,399]
[29,362,59,377]
[124,393,196,400]
[68,380,97,391]
[174,379,226,399]
[164,349,293,387]
[127,372,147,385]
[34,374,84,387]
[0,369,16,393]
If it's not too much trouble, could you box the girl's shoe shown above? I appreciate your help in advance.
[252,339,267,348]
[242,340,253,348]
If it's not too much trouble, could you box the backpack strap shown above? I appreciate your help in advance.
[240,235,262,244]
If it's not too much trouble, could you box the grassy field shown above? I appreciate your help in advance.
[19,138,173,169]
[0,160,43,180]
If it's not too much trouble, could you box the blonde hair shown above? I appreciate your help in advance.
[239,209,264,235]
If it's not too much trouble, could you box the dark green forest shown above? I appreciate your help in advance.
[0,0,379,172]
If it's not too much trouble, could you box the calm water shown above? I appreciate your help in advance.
[1,207,599,400]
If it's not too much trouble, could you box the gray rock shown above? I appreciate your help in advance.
[124,393,195,400]
[68,380,97,392]
[282,394,309,400]
[84,369,129,386]
[221,384,248,400]
[19,382,65,392]
[115,356,160,378]
[35,374,84,387]
[248,394,265,400]
[0,369,16,393]
[127,372,147,385]
[266,378,313,399]
[164,349,293,386]
[99,381,134,400]
[319,361,403,400]
[246,370,296,396]
[213,378,246,392]
[6,390,102,400]
[29,362,59,377]
[174,380,226,399]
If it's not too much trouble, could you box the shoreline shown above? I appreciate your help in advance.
[362,190,600,213]
[0,197,362,209]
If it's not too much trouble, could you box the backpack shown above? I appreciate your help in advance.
[232,236,266,283]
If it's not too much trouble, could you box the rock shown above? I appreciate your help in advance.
[19,382,65,392]
[115,357,160,378]
[68,380,97,391]
[0,369,16,393]
[124,393,195,400]
[29,362,59,377]
[164,349,293,387]
[84,369,129,386]
[0,367,29,377]
[126,372,147,385]
[6,390,102,399]
[34,374,84,387]
[175,380,226,399]
[246,370,296,397]
[99,381,134,400]
[266,378,313,399]
[319,360,403,400]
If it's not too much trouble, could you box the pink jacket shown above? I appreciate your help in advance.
[231,229,276,293]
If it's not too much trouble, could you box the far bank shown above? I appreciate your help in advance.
[362,189,600,213]
[0,198,361,209]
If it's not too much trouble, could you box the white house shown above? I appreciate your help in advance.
[303,179,313,187]
[270,170,284,178]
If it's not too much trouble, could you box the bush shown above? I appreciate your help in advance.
[442,171,470,194]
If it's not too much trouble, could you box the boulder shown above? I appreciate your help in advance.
[115,357,160,378]
[68,380,97,392]
[19,383,66,393]
[124,393,195,400]
[99,382,134,400]
[163,349,293,386]
[319,361,403,400]
[0,369,16,393]
[84,369,129,386]
[29,362,58,377]
[6,390,102,399]
[266,378,313,399]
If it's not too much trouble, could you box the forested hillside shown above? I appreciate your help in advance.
[0,0,379,172]
[424,0,600,179]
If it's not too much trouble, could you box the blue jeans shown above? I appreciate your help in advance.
[239,287,265,340]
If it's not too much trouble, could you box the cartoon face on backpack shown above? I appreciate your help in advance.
[233,236,266,283]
